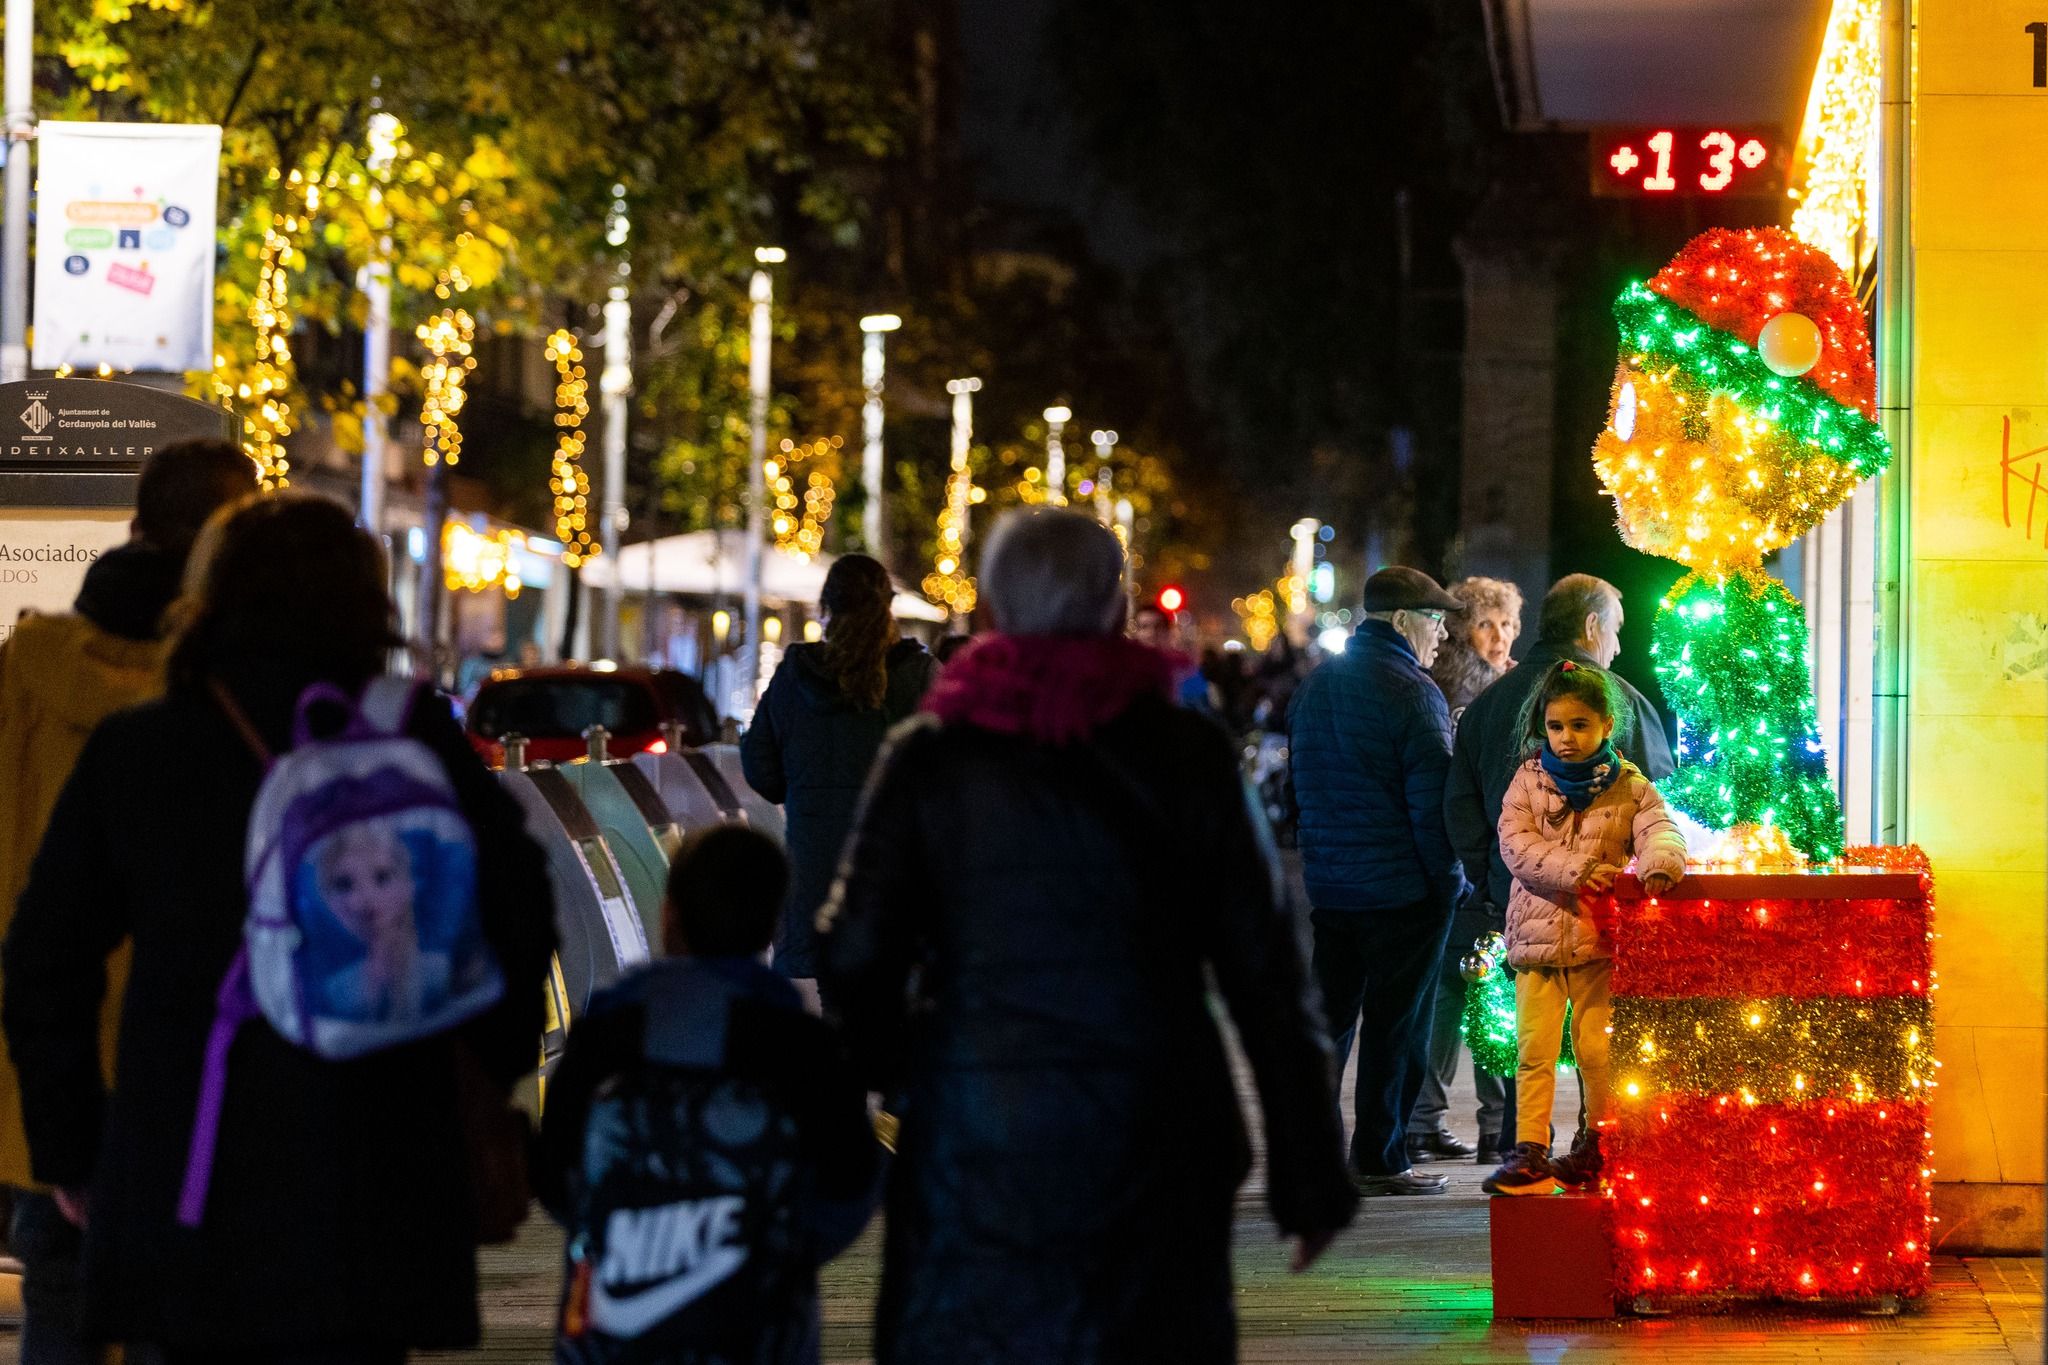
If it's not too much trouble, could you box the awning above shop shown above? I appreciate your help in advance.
[1486,0,1833,130]
[577,529,949,624]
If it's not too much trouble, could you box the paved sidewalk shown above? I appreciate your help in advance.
[409,1033,2040,1365]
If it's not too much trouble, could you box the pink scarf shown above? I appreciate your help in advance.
[923,634,1181,745]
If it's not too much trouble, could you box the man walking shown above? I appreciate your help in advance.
[1289,566,1468,1196]
[0,439,253,1364]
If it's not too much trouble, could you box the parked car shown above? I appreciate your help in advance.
[466,666,721,767]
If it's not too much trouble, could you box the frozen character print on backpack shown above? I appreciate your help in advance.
[309,820,448,1024]
[179,675,508,1228]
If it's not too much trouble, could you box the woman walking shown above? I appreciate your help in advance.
[742,555,935,1004]
[3,493,555,1364]
[818,509,1356,1365]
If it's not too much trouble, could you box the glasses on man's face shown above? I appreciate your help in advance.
[1416,610,1446,625]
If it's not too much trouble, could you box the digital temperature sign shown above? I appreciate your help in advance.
[1590,126,1784,199]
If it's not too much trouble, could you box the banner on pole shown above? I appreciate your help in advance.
[32,121,221,374]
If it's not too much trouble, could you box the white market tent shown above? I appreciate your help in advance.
[577,528,948,624]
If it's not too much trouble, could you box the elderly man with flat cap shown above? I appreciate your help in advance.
[1288,566,1469,1196]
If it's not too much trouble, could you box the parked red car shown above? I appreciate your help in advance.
[466,666,721,767]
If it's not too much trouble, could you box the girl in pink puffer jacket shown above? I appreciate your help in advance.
[1481,661,1687,1198]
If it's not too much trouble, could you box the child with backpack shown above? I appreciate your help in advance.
[1482,660,1686,1197]
[540,826,879,1365]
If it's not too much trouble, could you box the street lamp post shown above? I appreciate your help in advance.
[1043,405,1071,506]
[1,0,34,382]
[597,184,633,662]
[357,111,400,542]
[743,246,784,709]
[1089,429,1118,525]
[859,312,901,561]
[943,377,980,628]
[1290,517,1321,641]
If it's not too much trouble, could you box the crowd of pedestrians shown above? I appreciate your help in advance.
[0,445,1684,1362]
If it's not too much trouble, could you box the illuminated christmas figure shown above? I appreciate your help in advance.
[1592,226,1892,862]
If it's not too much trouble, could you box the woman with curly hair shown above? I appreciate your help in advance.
[1410,574,1525,1166]
[1429,575,1524,722]
[743,555,936,1006]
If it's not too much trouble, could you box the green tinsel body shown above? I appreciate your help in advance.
[1651,570,1846,861]
[1461,967,1575,1077]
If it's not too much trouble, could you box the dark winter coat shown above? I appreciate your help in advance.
[1444,637,1677,915]
[2,664,556,1353]
[1286,620,1466,912]
[537,954,878,1364]
[741,639,937,977]
[817,644,1355,1365]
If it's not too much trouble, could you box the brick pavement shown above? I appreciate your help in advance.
[400,1041,2040,1365]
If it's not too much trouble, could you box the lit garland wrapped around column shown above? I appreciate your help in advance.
[417,308,476,468]
[1592,226,1891,863]
[922,454,983,615]
[769,437,840,561]
[214,175,317,490]
[544,329,598,568]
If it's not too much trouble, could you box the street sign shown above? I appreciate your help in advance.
[0,377,238,506]
[1590,126,1784,198]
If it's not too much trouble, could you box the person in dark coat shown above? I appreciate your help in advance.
[2,493,556,1365]
[1445,573,1676,924]
[1287,566,1469,1197]
[741,555,936,1003]
[818,509,1356,1365]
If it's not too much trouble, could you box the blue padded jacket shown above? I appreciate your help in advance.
[1287,621,1466,912]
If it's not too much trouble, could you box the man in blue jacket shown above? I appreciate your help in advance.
[1288,566,1468,1196]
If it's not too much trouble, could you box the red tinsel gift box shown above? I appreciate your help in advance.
[1605,853,1935,1305]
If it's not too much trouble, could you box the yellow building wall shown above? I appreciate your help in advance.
[1911,2,2048,1223]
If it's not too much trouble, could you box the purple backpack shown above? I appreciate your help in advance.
[177,677,505,1227]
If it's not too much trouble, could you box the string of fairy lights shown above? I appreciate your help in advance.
[545,329,599,568]
[416,307,476,469]
[769,437,840,561]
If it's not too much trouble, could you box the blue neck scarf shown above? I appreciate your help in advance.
[1541,740,1621,811]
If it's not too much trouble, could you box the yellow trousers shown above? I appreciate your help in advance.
[1513,959,1613,1148]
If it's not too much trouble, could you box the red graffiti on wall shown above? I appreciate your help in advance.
[2001,415,2048,548]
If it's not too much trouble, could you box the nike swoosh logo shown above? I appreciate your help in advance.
[587,1244,749,1338]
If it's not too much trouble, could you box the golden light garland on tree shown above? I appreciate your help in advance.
[211,172,316,490]
[922,452,984,616]
[769,436,840,561]
[416,307,476,468]
[545,329,598,567]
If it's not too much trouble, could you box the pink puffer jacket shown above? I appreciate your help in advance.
[1498,756,1686,969]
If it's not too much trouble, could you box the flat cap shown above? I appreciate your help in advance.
[1362,565,1463,613]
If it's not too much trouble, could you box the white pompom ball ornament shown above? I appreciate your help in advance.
[1757,311,1822,377]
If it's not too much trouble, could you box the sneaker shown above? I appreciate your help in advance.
[1482,1142,1560,1196]
[1353,1167,1450,1196]
[1406,1127,1477,1162]
[1550,1129,1604,1189]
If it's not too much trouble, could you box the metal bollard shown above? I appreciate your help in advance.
[660,720,688,753]
[502,733,529,771]
[584,724,611,763]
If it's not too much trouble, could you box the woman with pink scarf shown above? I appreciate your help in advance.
[817,509,1355,1365]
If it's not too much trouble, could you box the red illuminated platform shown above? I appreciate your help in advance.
[1489,1192,1617,1319]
